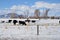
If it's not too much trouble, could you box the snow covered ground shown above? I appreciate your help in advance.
[0,19,60,40]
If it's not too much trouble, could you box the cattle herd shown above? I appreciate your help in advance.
[1,19,36,25]
[1,19,60,25]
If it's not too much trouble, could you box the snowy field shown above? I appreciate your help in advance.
[0,19,60,40]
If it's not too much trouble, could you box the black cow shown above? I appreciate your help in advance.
[25,20,30,23]
[59,21,60,24]
[1,21,5,23]
[8,20,12,23]
[19,21,26,25]
[13,20,17,25]
[31,20,36,23]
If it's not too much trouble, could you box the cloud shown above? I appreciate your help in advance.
[0,1,60,16]
[31,1,60,16]
[10,5,31,15]
[32,1,60,9]
[10,5,30,10]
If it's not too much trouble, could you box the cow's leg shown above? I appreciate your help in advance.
[14,23,16,25]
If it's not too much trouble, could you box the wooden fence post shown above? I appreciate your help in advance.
[37,25,39,35]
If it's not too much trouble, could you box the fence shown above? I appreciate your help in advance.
[0,23,60,36]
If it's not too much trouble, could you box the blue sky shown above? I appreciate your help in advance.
[0,0,60,16]
[0,0,60,9]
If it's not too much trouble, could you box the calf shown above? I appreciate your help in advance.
[8,20,12,23]
[19,21,26,25]
[32,20,36,23]
[13,20,17,25]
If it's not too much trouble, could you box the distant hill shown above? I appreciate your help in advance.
[0,13,19,18]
